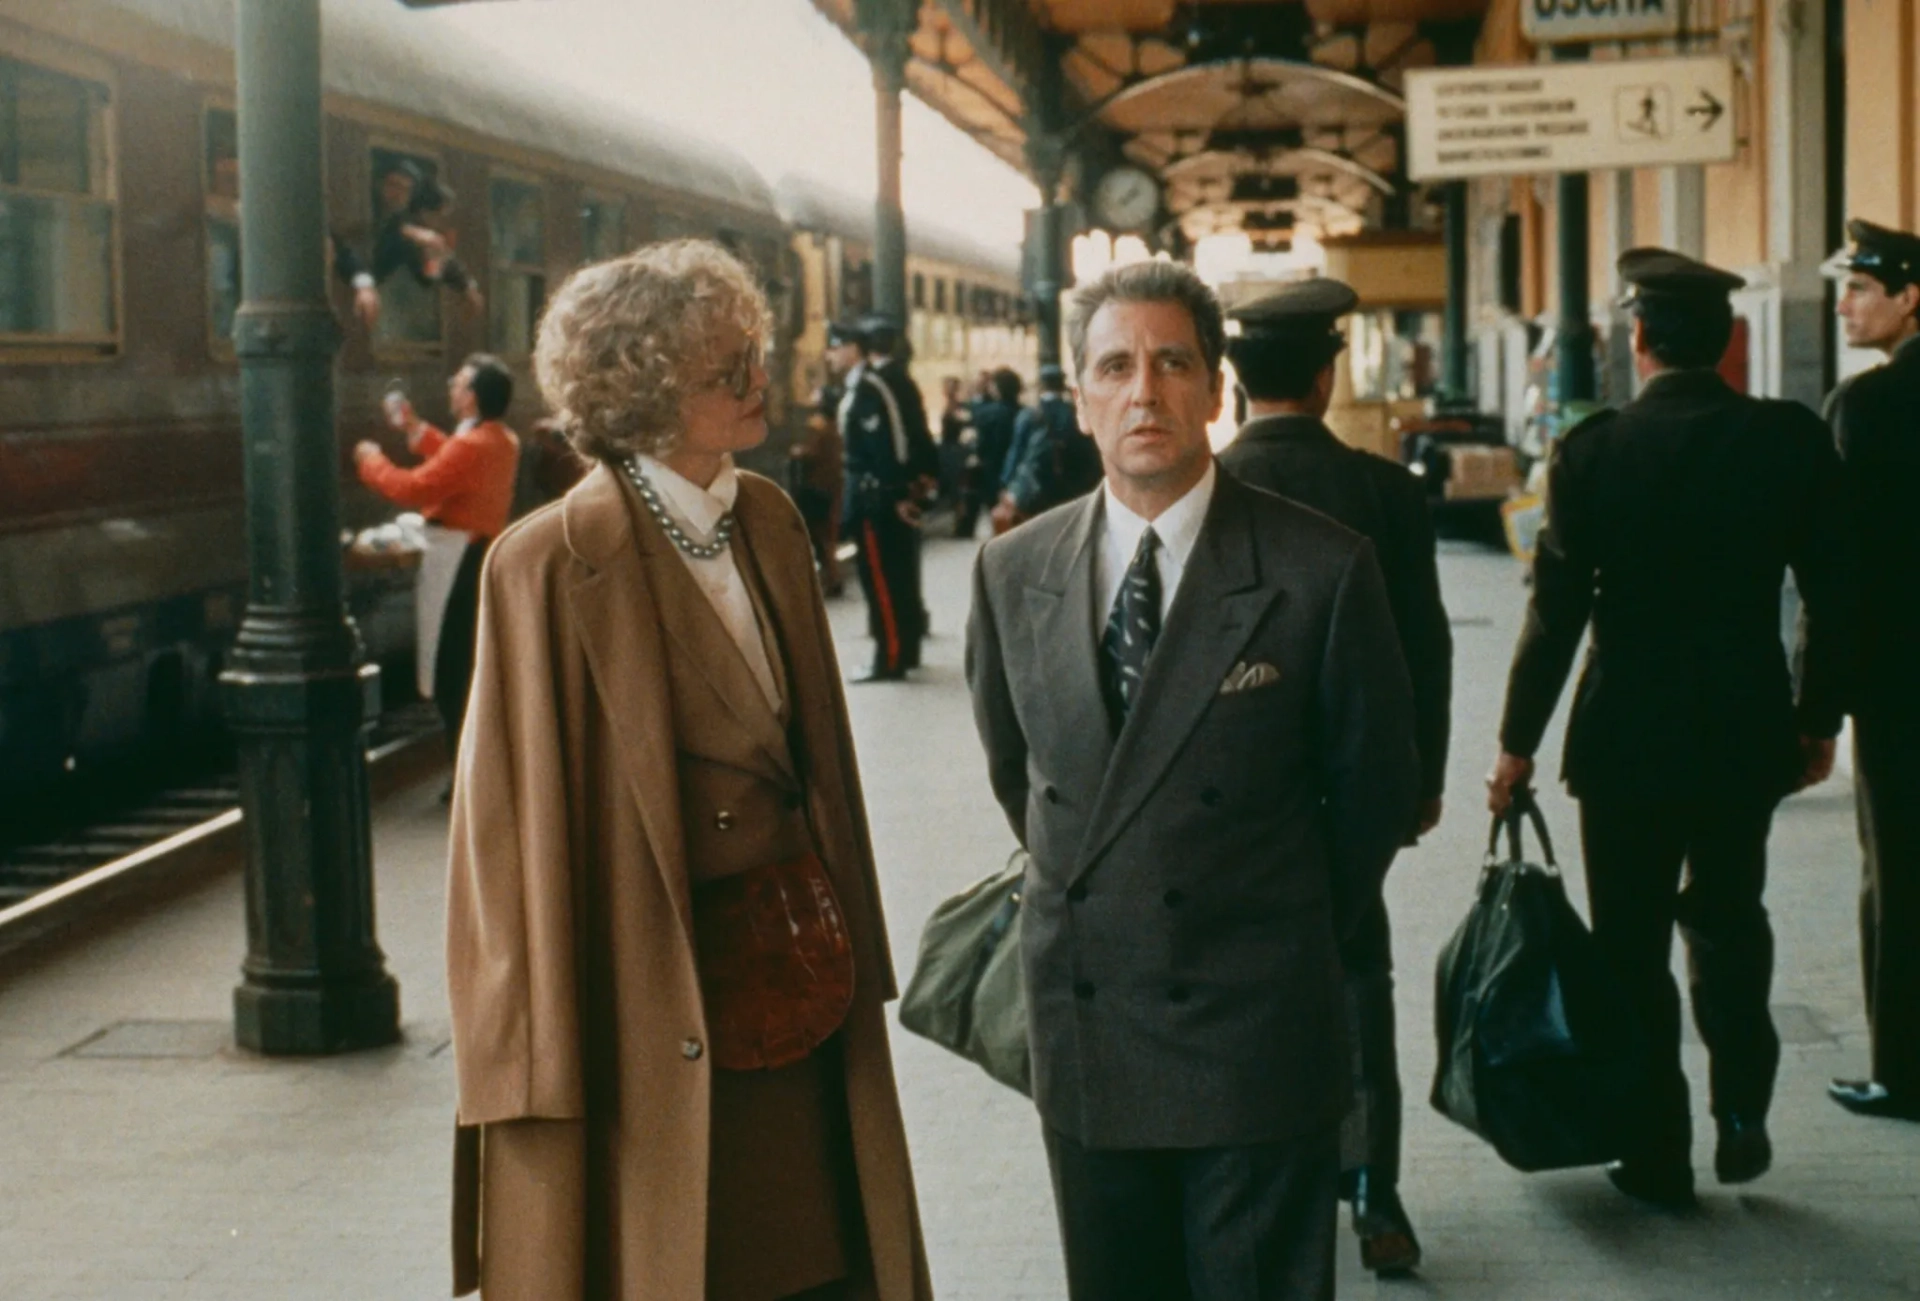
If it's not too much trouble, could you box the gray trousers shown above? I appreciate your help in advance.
[1043,1124,1339,1301]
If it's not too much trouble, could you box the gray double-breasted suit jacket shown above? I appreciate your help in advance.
[966,468,1421,1151]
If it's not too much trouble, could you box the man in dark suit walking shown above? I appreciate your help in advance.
[1219,278,1451,1275]
[1488,248,1855,1208]
[967,260,1420,1300]
[1824,218,1920,1121]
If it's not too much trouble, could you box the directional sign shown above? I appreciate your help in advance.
[1406,56,1736,181]
[1522,0,1684,45]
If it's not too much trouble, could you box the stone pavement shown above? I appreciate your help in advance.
[1,533,1916,1300]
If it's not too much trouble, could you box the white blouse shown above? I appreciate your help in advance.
[635,454,782,714]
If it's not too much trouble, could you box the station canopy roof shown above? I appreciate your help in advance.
[806,0,1490,247]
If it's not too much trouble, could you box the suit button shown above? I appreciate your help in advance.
[1200,787,1223,808]
[1073,981,1095,1001]
[783,791,803,811]
[1067,882,1088,903]
[1168,985,1190,1004]
[1163,889,1185,908]
[1044,786,1061,805]
[681,1038,704,1061]
[715,810,734,831]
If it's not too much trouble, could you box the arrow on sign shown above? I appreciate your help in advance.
[1687,89,1725,130]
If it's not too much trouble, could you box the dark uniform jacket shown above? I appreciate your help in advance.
[1500,369,1854,802]
[839,360,937,521]
[1221,414,1452,801]
[1825,334,1920,723]
[967,472,1420,1149]
[1006,394,1103,516]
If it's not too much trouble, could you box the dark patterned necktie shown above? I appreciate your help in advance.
[1100,527,1162,728]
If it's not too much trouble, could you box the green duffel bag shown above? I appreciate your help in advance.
[898,848,1032,1096]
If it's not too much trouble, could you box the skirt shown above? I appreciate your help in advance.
[707,1036,864,1301]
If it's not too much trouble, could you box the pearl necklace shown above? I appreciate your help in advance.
[622,456,736,560]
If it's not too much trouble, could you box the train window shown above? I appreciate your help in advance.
[911,272,925,309]
[367,145,443,348]
[580,195,624,263]
[489,175,545,356]
[0,55,116,347]
[203,105,239,348]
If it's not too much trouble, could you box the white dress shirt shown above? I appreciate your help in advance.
[1094,459,1217,636]
[636,454,782,714]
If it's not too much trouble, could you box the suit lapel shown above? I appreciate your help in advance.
[1026,493,1115,796]
[627,473,796,786]
[562,465,695,939]
[1078,476,1282,873]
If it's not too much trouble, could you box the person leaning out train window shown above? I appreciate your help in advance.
[443,238,932,1301]
[353,355,520,758]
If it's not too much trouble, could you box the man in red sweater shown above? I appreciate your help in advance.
[355,353,520,754]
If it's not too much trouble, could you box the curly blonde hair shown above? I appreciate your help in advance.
[534,238,771,462]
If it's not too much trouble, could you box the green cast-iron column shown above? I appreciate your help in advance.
[1023,50,1070,372]
[223,0,399,1055]
[1441,180,1472,408]
[1025,144,1067,372]
[869,19,911,323]
[1554,47,1597,406]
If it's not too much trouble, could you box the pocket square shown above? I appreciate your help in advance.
[1219,661,1281,694]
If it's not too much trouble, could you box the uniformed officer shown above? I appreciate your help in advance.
[1824,219,1920,1121]
[839,314,938,681]
[1487,249,1855,1208]
[1219,277,1450,1276]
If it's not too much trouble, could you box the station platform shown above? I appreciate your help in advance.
[2,535,1916,1301]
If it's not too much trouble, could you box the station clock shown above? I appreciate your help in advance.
[1091,166,1161,233]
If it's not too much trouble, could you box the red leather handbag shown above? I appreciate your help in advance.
[691,852,856,1071]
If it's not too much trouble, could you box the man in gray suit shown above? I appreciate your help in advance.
[966,260,1421,1301]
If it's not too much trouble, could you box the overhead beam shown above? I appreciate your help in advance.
[1161,146,1396,196]
[927,0,1046,111]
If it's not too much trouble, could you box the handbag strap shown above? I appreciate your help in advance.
[1483,787,1558,871]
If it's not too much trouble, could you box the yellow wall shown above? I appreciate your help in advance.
[1706,2,1768,269]
[1632,169,1662,246]
[1847,0,1919,227]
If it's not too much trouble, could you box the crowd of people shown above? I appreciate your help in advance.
[402,222,1920,1301]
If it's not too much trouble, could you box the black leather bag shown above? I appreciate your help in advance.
[898,850,1031,1096]
[1431,792,1647,1172]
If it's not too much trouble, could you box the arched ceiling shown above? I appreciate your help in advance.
[808,0,1487,244]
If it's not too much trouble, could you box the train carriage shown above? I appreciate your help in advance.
[0,0,796,812]
[775,172,1032,418]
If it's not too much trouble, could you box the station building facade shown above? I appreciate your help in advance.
[1466,0,1914,421]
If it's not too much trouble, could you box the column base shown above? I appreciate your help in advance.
[234,971,401,1056]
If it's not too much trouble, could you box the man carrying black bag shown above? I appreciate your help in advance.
[1487,248,1855,1209]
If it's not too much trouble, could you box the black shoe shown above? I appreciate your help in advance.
[1606,1159,1697,1210]
[1829,1079,1920,1120]
[849,667,908,684]
[1350,1169,1422,1275]
[1714,1115,1772,1184]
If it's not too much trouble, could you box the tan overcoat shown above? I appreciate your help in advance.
[445,462,933,1300]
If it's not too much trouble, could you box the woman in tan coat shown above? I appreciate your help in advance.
[446,239,933,1301]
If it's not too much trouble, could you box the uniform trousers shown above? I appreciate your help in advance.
[1043,1124,1339,1301]
[433,537,490,752]
[1854,718,1920,1095]
[851,510,921,674]
[1339,897,1402,1186]
[1578,792,1781,1165]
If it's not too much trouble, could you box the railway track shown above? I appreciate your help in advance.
[0,703,445,958]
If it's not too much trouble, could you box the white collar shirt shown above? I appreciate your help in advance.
[635,453,782,714]
[1094,458,1217,637]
